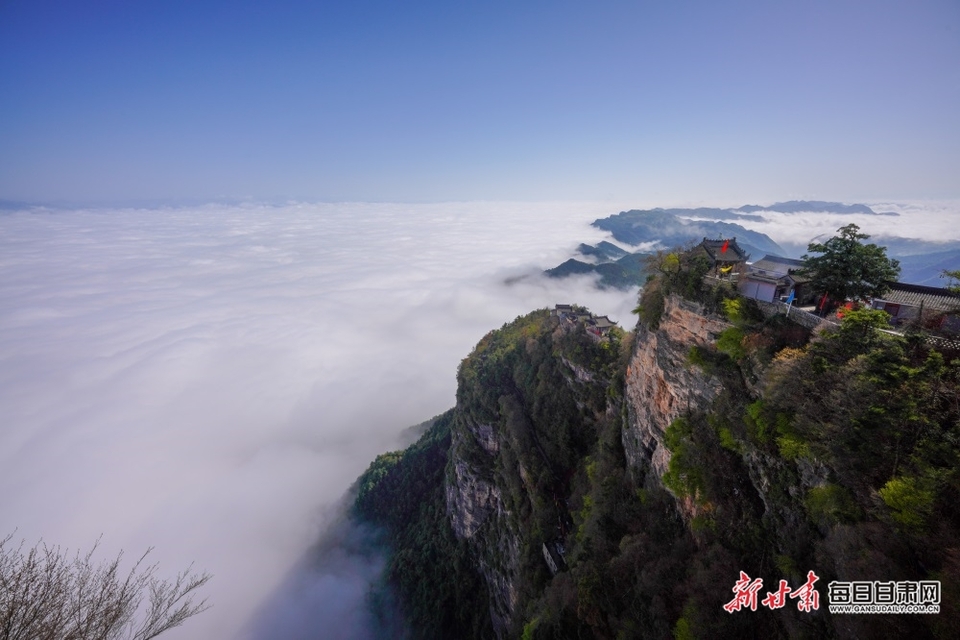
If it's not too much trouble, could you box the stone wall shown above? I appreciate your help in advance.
[754,299,832,331]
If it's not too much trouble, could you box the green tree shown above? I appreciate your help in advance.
[878,476,935,530]
[801,224,900,306]
[644,250,682,278]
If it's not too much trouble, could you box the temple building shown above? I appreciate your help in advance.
[693,237,749,283]
[739,254,813,305]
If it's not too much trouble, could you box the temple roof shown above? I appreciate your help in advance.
[750,254,805,273]
[699,237,748,262]
[876,282,960,312]
[592,316,616,329]
[747,254,811,284]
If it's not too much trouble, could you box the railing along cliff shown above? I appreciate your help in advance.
[756,300,960,350]
[754,300,834,331]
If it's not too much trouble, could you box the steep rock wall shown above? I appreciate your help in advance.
[623,294,730,480]
[623,293,830,558]
[443,310,620,637]
[445,418,521,635]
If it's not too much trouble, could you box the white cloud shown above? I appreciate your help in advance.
[725,200,960,254]
[0,201,636,639]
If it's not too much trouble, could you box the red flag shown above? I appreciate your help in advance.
[721,239,729,254]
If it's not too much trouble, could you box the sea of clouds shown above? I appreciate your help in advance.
[2,199,957,639]
[0,201,639,639]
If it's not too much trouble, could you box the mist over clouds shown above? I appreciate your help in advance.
[0,201,638,639]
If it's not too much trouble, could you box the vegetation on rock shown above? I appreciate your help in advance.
[352,411,492,639]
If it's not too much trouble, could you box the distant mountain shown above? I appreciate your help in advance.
[545,258,596,278]
[543,209,786,289]
[545,252,649,289]
[873,237,960,257]
[0,199,37,211]
[591,209,785,258]
[656,207,765,222]
[545,205,957,290]
[576,241,628,261]
[895,249,960,287]
[737,200,897,215]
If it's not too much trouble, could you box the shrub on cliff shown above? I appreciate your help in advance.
[633,277,666,328]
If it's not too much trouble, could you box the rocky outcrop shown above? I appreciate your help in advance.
[358,292,955,640]
[623,293,830,553]
[446,417,522,636]
[561,356,595,383]
[466,418,500,456]
[443,310,618,637]
[446,430,502,539]
[623,294,730,480]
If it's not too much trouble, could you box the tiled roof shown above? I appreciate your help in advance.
[700,238,748,262]
[753,254,805,269]
[877,282,960,312]
[743,272,785,285]
[750,255,805,275]
[748,254,812,284]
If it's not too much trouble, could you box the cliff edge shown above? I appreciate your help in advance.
[352,281,960,638]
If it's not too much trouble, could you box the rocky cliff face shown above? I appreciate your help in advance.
[358,284,959,639]
[442,298,765,634]
[623,294,730,481]
[622,293,826,540]
[442,295,827,635]
[443,310,621,637]
[445,419,521,634]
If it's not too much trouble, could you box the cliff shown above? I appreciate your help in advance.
[443,309,625,636]
[352,285,960,638]
[622,294,729,481]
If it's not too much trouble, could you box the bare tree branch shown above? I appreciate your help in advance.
[0,532,211,640]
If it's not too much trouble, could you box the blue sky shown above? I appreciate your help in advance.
[1,0,958,204]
